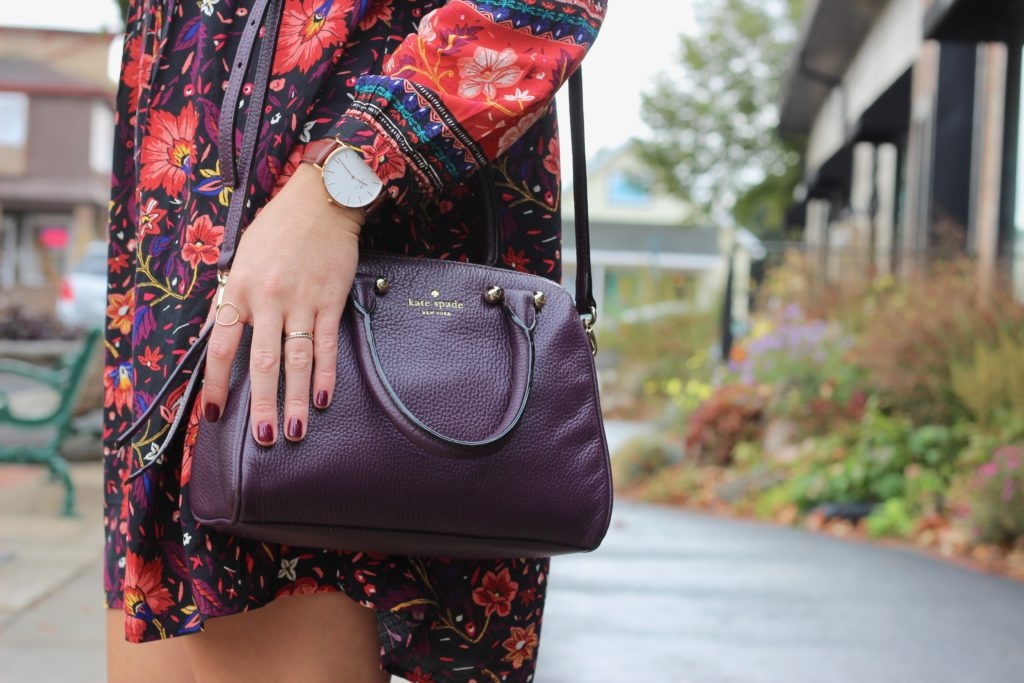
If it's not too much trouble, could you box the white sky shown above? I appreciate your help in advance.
[0,0,695,159]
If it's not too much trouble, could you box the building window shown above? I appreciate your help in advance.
[0,92,28,176]
[91,103,114,174]
[608,169,653,206]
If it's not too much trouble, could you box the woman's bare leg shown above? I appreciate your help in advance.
[106,609,197,683]
[181,591,389,683]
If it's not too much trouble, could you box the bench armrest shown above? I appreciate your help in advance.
[0,358,64,387]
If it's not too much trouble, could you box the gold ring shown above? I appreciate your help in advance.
[215,302,242,326]
[283,331,314,342]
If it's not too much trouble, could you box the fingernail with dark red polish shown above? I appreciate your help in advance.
[315,391,329,409]
[204,403,220,423]
[257,422,274,444]
[287,417,303,440]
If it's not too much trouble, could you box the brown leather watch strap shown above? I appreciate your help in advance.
[301,138,342,166]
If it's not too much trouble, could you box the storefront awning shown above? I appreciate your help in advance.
[780,0,890,135]
[926,0,1024,43]
[851,69,912,145]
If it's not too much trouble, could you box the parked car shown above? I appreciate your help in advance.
[57,241,108,330]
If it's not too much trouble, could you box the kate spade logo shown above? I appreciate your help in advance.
[408,289,465,317]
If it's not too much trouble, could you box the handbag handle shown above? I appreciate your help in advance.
[349,277,538,457]
[217,0,596,319]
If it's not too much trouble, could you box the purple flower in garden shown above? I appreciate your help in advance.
[782,304,803,322]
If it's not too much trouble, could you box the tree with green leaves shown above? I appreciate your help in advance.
[635,0,806,237]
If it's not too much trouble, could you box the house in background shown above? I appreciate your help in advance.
[0,27,116,311]
[780,0,1024,300]
[563,144,736,325]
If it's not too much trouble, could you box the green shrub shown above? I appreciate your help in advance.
[951,329,1024,427]
[612,435,682,491]
[866,498,917,538]
[780,404,966,511]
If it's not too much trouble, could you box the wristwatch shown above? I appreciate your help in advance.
[301,138,384,209]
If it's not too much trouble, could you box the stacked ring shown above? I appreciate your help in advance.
[283,331,314,342]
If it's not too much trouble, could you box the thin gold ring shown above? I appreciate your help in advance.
[215,302,242,327]
[283,331,314,342]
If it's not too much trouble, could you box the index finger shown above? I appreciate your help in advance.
[202,302,246,424]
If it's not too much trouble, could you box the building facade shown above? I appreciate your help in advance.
[562,144,730,324]
[0,27,116,310]
[781,0,1024,299]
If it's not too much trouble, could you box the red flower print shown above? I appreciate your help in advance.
[106,289,134,335]
[275,0,350,75]
[457,47,523,99]
[501,622,539,670]
[138,197,166,238]
[138,346,164,371]
[358,0,393,30]
[363,138,406,182]
[274,576,336,597]
[180,215,225,268]
[108,252,130,275]
[502,246,531,273]
[139,102,198,197]
[543,136,560,176]
[104,362,134,414]
[472,568,519,618]
[406,668,433,683]
[123,551,174,640]
[120,34,154,114]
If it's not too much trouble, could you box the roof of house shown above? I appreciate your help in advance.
[563,222,720,256]
[0,58,114,100]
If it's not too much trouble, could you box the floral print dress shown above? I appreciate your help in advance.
[103,0,605,679]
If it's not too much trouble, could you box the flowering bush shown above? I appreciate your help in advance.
[850,263,1024,426]
[684,384,766,466]
[601,312,716,419]
[728,305,865,434]
[965,446,1024,546]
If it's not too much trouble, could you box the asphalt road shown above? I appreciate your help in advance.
[539,501,1024,683]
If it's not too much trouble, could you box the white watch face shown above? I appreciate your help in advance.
[322,146,384,208]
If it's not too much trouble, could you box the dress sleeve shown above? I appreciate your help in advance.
[326,0,606,206]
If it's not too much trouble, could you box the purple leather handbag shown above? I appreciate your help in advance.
[117,0,611,559]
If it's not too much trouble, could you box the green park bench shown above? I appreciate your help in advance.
[0,327,103,516]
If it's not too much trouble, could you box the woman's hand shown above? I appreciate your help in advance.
[201,162,362,445]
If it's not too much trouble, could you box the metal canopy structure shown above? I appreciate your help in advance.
[779,0,890,136]
[925,0,1024,43]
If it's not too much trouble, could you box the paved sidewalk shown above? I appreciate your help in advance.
[4,423,1024,682]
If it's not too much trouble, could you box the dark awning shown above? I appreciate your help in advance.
[779,0,890,135]
[805,144,853,200]
[852,69,912,145]
[925,0,1024,43]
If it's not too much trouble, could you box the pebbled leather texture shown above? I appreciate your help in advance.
[191,252,613,559]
